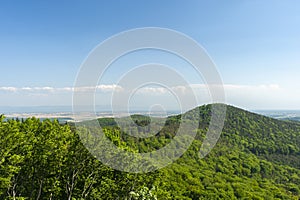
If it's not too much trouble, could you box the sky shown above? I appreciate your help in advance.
[0,0,300,110]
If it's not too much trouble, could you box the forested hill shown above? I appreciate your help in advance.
[1,104,300,199]
[221,105,300,168]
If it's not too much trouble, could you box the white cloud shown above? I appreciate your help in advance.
[124,84,284,109]
[0,87,18,92]
[57,87,73,92]
[21,87,33,91]
[96,84,123,92]
[224,84,280,90]
[130,84,280,96]
[137,87,167,95]
[0,84,281,96]
[0,84,123,94]
[1,83,291,109]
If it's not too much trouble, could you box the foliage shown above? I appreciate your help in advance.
[1,104,300,199]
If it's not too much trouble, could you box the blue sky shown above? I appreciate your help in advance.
[0,0,300,109]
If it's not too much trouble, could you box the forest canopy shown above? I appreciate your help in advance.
[0,104,300,199]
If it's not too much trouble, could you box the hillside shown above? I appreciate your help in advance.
[1,104,300,199]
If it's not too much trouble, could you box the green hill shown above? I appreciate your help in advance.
[1,104,300,199]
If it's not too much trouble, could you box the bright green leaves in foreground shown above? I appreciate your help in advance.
[0,116,157,199]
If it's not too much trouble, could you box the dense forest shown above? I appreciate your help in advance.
[1,104,300,199]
